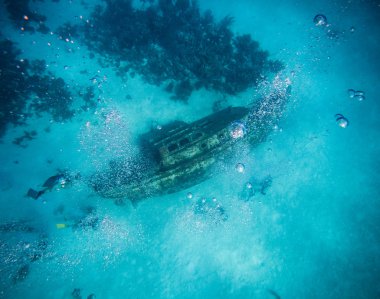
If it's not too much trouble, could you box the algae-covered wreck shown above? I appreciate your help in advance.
[91,79,291,202]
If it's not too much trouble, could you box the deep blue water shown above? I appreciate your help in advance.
[0,0,379,298]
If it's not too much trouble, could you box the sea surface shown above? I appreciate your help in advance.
[0,0,379,298]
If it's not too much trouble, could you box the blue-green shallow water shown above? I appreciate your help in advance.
[0,0,379,298]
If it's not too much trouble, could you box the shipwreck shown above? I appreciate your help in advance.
[90,78,291,203]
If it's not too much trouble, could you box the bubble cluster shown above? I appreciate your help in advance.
[313,14,328,26]
[194,196,228,221]
[229,121,247,139]
[79,108,136,172]
[354,91,365,101]
[347,89,365,101]
[335,114,349,128]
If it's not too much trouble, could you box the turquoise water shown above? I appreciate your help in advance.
[0,0,379,298]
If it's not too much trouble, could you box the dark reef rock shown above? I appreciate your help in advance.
[0,39,75,138]
[0,39,30,137]
[79,86,97,111]
[12,130,37,148]
[4,0,50,33]
[56,22,80,41]
[29,59,47,75]
[28,75,74,121]
[82,0,283,101]
[172,79,193,101]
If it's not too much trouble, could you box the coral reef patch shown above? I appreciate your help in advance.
[0,38,74,138]
[4,0,50,34]
[82,0,283,101]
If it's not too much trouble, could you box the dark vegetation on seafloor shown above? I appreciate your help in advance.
[1,0,284,137]
[0,38,74,138]
[80,0,283,101]
[3,0,52,34]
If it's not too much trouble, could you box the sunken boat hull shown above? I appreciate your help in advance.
[91,82,291,202]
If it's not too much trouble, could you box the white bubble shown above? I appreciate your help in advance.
[354,94,365,101]
[354,91,365,101]
[59,178,67,188]
[313,14,327,26]
[337,118,348,128]
[235,163,245,173]
[229,121,247,139]
[347,89,355,98]
[186,192,193,199]
[335,114,349,128]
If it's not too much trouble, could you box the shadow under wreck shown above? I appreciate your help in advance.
[90,78,291,203]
